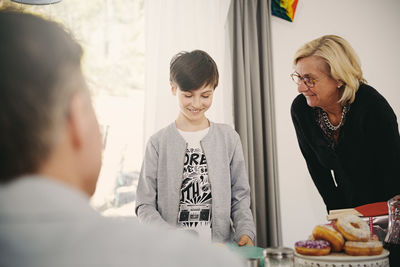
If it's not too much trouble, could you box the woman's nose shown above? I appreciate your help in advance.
[297,82,309,93]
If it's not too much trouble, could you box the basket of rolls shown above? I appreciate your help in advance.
[294,214,389,267]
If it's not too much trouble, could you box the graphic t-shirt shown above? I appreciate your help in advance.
[177,127,212,241]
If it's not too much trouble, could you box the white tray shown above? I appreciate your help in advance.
[294,249,389,267]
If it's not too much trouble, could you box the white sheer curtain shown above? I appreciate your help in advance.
[144,0,233,144]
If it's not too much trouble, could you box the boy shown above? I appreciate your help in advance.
[136,50,256,246]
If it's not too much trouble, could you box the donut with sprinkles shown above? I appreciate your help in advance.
[295,240,331,256]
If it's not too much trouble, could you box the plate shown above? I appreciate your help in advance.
[294,249,389,267]
[295,249,388,261]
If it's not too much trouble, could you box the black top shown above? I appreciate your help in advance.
[291,83,400,211]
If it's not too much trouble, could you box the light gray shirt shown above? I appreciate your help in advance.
[135,122,256,243]
[0,176,244,267]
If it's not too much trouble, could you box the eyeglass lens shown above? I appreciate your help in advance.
[291,73,314,87]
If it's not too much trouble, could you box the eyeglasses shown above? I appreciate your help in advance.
[290,72,317,88]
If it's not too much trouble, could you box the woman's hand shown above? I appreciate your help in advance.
[237,234,254,246]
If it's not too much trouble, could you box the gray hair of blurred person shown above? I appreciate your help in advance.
[294,35,367,106]
[0,9,85,183]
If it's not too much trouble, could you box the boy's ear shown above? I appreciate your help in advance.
[170,81,177,96]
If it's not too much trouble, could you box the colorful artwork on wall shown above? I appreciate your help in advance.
[271,0,298,22]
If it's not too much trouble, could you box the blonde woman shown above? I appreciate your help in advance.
[290,35,400,212]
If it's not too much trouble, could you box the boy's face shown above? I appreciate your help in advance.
[172,84,214,123]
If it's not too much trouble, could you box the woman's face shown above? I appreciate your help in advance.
[295,56,342,110]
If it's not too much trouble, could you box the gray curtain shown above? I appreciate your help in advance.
[228,0,281,247]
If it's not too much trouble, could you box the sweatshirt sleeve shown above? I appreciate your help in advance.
[230,134,256,242]
[135,139,170,228]
[365,99,400,200]
[291,100,345,211]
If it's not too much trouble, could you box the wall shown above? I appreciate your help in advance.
[271,0,400,247]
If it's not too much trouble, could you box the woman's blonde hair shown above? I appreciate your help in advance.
[294,35,366,105]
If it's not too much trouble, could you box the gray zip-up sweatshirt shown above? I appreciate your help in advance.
[135,121,256,243]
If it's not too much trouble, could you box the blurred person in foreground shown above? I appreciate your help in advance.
[290,35,400,212]
[0,9,244,267]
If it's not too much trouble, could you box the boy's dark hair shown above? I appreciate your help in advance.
[170,50,219,92]
[0,9,83,183]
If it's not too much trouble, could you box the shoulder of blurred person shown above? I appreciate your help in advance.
[0,176,244,267]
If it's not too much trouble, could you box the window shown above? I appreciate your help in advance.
[3,0,145,217]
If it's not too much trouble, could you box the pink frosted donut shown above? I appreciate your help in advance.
[295,240,331,256]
